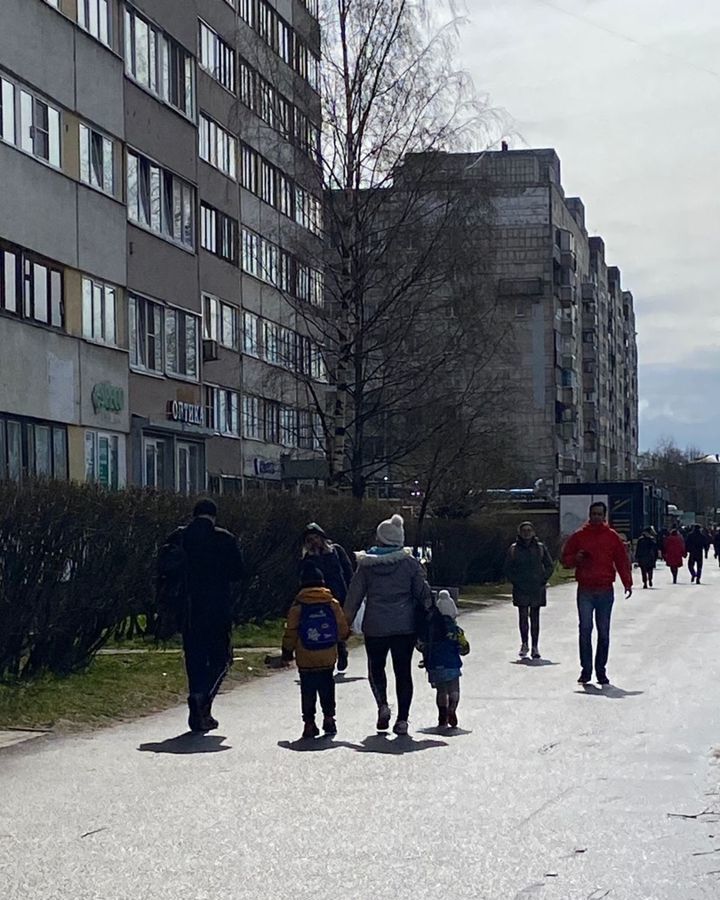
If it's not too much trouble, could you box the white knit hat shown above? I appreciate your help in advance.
[376,513,405,547]
[437,590,458,619]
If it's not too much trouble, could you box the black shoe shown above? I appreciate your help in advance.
[597,673,610,686]
[302,720,320,739]
[577,672,591,684]
[188,693,209,733]
[337,644,349,672]
[322,716,337,735]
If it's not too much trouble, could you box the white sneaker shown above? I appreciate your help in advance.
[376,704,391,731]
[393,720,409,736]
[519,643,529,658]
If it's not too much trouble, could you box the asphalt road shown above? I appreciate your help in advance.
[3,560,720,900]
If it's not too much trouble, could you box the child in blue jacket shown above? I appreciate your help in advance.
[420,590,469,728]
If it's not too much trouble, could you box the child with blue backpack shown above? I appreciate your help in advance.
[418,590,470,729]
[281,560,350,739]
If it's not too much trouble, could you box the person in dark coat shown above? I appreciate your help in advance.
[713,529,720,566]
[685,524,706,584]
[503,522,555,660]
[635,528,658,589]
[301,523,354,671]
[158,498,244,732]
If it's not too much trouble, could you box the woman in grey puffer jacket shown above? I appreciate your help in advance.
[344,514,431,735]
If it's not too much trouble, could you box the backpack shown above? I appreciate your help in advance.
[414,600,447,648]
[155,534,189,637]
[299,602,339,650]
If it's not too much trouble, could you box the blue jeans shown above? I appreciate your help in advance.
[577,589,614,677]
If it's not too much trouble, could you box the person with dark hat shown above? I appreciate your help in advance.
[635,527,658,588]
[503,521,555,659]
[281,560,350,739]
[300,522,354,670]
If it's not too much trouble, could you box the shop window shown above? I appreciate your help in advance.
[85,431,121,489]
[176,441,202,495]
[0,417,67,481]
[143,437,168,489]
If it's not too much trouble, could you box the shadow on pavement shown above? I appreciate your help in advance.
[417,726,473,737]
[277,737,356,752]
[334,674,366,684]
[511,659,559,667]
[575,685,644,699]
[137,733,231,754]
[352,733,447,754]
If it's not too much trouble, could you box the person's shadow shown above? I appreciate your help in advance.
[334,673,366,684]
[277,736,356,752]
[575,685,644,699]
[138,733,231,754]
[417,726,473,737]
[351,733,447,754]
[511,659,559,667]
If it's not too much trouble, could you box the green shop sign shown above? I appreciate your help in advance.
[92,382,124,414]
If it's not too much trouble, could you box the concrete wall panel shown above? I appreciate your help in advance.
[77,188,127,284]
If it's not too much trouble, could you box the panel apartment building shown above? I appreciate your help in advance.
[0,0,326,494]
[394,148,639,492]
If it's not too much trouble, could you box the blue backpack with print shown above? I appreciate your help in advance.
[299,603,338,650]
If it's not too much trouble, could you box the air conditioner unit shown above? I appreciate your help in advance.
[203,339,219,362]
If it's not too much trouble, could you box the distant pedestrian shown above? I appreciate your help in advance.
[702,527,712,560]
[503,521,555,660]
[300,523,354,671]
[417,591,470,729]
[157,499,244,733]
[281,560,350,739]
[713,529,720,565]
[561,502,633,686]
[686,524,706,584]
[663,528,686,583]
[343,513,432,736]
[635,528,658,589]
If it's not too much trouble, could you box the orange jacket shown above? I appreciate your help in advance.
[561,522,633,591]
[281,587,350,670]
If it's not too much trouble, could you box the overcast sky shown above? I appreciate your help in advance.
[458,0,720,452]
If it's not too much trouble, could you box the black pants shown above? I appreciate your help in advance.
[688,554,703,581]
[517,606,540,646]
[299,668,335,721]
[183,625,232,703]
[639,564,654,586]
[365,633,415,720]
[670,566,679,583]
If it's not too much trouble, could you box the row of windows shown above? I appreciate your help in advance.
[199,113,237,179]
[129,293,199,379]
[127,149,195,249]
[239,0,320,91]
[240,144,322,235]
[0,241,63,328]
[240,394,323,449]
[44,0,111,45]
[239,60,320,163]
[0,415,68,482]
[0,76,61,168]
[241,227,323,306]
[243,311,327,381]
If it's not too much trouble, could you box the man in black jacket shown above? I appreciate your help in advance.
[159,499,244,732]
[685,524,706,584]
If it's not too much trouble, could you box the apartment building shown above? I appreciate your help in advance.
[0,0,326,494]
[390,148,639,492]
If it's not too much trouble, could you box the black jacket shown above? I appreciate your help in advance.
[685,530,706,557]
[503,538,555,608]
[161,517,244,632]
[635,535,658,567]
[301,544,354,605]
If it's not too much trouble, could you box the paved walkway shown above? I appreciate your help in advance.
[3,561,720,898]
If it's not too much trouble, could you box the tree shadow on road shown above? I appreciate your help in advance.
[511,659,559,667]
[575,685,644,699]
[137,733,231,754]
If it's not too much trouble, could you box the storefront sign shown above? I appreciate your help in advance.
[254,457,279,476]
[167,400,205,426]
[92,383,124,414]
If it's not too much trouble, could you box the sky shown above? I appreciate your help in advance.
[456,0,720,452]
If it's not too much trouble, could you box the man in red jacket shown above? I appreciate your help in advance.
[562,501,633,686]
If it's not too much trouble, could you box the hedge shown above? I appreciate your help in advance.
[0,481,559,681]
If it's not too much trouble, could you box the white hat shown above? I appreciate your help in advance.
[437,590,458,619]
[376,513,405,547]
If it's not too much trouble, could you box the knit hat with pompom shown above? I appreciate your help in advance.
[376,513,405,547]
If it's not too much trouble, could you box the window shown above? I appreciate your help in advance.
[206,385,240,436]
[263,400,280,444]
[1,241,62,326]
[311,346,327,382]
[298,409,312,449]
[79,124,114,194]
[263,320,280,364]
[85,430,122,489]
[242,395,261,440]
[176,442,203,495]
[165,307,199,379]
[240,0,319,92]
[243,311,259,356]
[143,437,168,488]
[299,0,319,18]
[129,293,163,372]
[199,21,236,93]
[0,78,15,143]
[124,6,195,117]
[16,89,61,166]
[199,113,237,179]
[203,293,238,349]
[127,150,195,249]
[0,416,67,481]
[295,185,323,235]
[82,277,117,345]
[280,407,296,447]
[78,0,110,46]
[201,203,237,264]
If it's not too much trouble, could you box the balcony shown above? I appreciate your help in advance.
[558,285,575,306]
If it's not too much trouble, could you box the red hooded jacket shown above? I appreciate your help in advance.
[561,522,633,591]
[662,533,686,568]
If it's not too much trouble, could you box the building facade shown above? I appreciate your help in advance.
[0,0,326,494]
[393,148,639,492]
